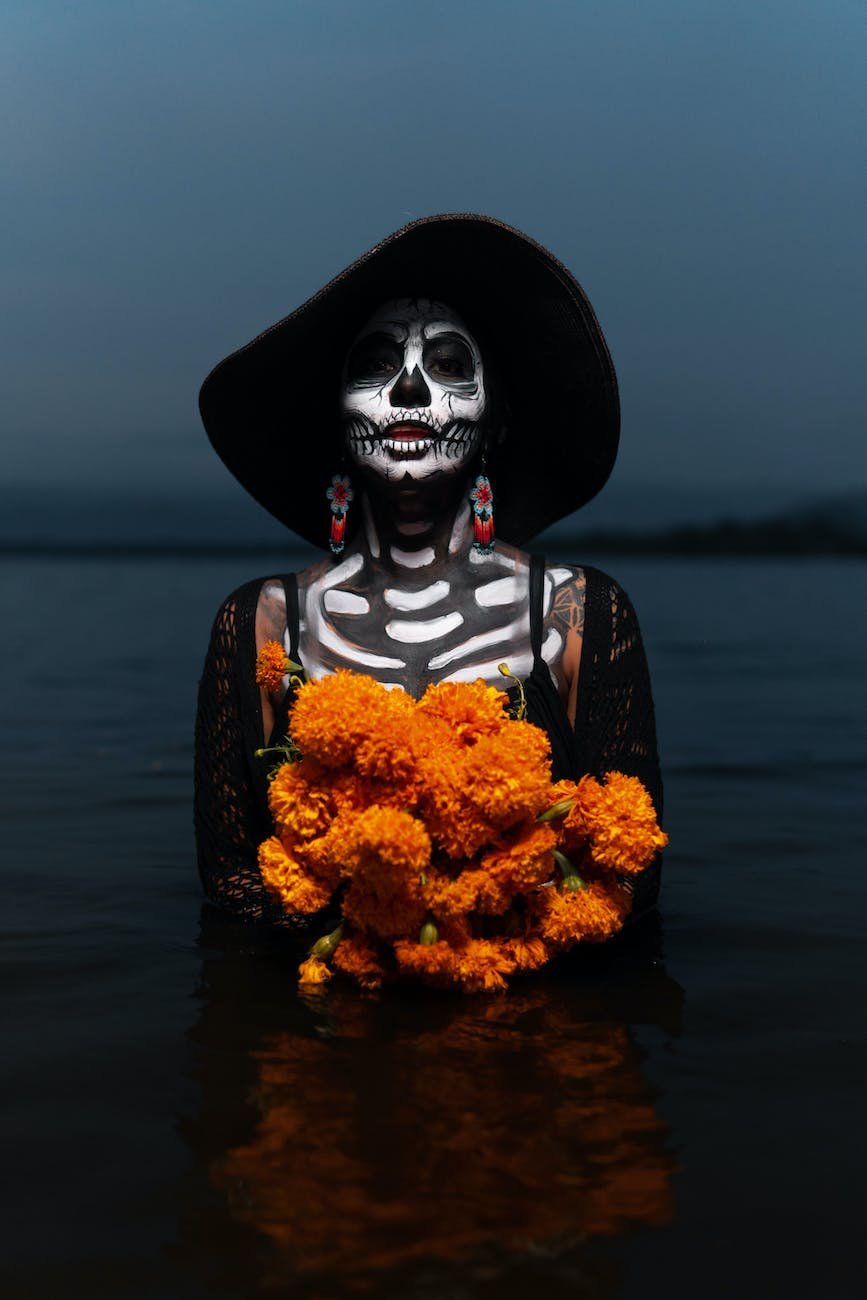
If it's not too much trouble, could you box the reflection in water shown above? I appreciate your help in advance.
[178,909,682,1297]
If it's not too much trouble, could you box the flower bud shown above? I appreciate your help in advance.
[419,920,439,946]
[309,923,344,960]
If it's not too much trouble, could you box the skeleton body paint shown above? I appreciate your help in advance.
[254,298,587,729]
[257,548,585,715]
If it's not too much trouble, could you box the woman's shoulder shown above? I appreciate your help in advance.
[540,560,646,651]
[568,564,651,675]
[545,561,640,609]
[209,574,272,623]
[537,558,632,619]
[206,574,290,653]
[206,556,334,658]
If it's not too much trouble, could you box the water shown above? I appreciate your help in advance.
[3,554,865,1299]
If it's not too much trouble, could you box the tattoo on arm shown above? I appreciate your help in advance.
[550,576,586,637]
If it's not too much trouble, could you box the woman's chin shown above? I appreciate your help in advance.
[351,448,474,485]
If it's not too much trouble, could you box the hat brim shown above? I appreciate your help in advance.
[199,213,619,548]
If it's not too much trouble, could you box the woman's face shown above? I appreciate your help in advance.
[341,298,487,484]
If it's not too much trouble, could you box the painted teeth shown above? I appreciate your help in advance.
[381,438,432,453]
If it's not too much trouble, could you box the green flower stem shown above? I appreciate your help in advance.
[537,798,576,823]
[309,923,344,960]
[553,848,585,892]
[498,662,527,721]
[255,735,303,773]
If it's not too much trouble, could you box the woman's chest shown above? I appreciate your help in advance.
[298,560,546,696]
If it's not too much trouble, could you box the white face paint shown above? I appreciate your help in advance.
[341,298,486,483]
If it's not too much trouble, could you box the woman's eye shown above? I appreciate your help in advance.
[424,337,474,382]
[346,335,401,383]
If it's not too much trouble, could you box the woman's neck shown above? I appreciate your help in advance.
[356,481,475,577]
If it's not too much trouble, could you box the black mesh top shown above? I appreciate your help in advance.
[194,560,664,927]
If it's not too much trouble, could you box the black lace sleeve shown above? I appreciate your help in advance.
[574,567,664,914]
[193,580,297,926]
[575,567,664,818]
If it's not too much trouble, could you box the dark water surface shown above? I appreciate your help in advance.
[3,554,865,1299]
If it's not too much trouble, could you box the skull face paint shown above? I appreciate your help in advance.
[341,299,486,482]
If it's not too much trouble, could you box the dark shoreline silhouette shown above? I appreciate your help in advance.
[567,515,867,556]
[2,490,865,558]
[3,522,864,559]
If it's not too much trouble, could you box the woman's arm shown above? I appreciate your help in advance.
[193,581,296,925]
[574,567,664,818]
[574,567,664,914]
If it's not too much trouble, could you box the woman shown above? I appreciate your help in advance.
[195,214,662,926]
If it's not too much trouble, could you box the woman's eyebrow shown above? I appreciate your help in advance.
[355,327,404,347]
[358,321,408,341]
[422,327,472,346]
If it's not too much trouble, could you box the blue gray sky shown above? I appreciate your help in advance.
[2,0,864,528]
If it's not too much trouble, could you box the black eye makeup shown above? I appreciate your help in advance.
[346,333,403,385]
[423,333,475,384]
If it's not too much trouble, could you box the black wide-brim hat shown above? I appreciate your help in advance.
[199,213,619,548]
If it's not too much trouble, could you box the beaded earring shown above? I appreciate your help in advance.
[469,465,495,554]
[326,473,354,555]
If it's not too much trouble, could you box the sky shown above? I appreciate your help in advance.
[1,0,865,529]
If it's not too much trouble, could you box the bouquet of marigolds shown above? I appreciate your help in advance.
[254,644,667,993]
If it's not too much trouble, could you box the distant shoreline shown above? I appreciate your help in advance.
[3,486,865,558]
[2,527,864,561]
[556,519,867,556]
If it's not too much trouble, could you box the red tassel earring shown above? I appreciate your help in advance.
[470,471,495,554]
[326,473,354,555]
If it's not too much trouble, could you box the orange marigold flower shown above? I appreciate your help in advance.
[340,806,431,939]
[425,865,514,919]
[294,813,352,893]
[531,880,630,949]
[354,725,419,789]
[297,956,332,986]
[503,935,549,971]
[422,868,472,920]
[342,805,431,874]
[255,640,289,696]
[258,836,332,914]
[414,746,490,858]
[393,938,458,987]
[289,671,416,771]
[321,769,366,815]
[332,934,388,990]
[419,721,552,857]
[567,772,668,874]
[479,821,558,893]
[416,679,510,745]
[268,761,333,842]
[466,724,552,820]
[426,822,556,920]
[453,938,517,992]
[550,778,581,805]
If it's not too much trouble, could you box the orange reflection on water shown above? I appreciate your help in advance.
[211,988,674,1283]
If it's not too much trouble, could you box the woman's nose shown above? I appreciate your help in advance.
[389,365,431,408]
